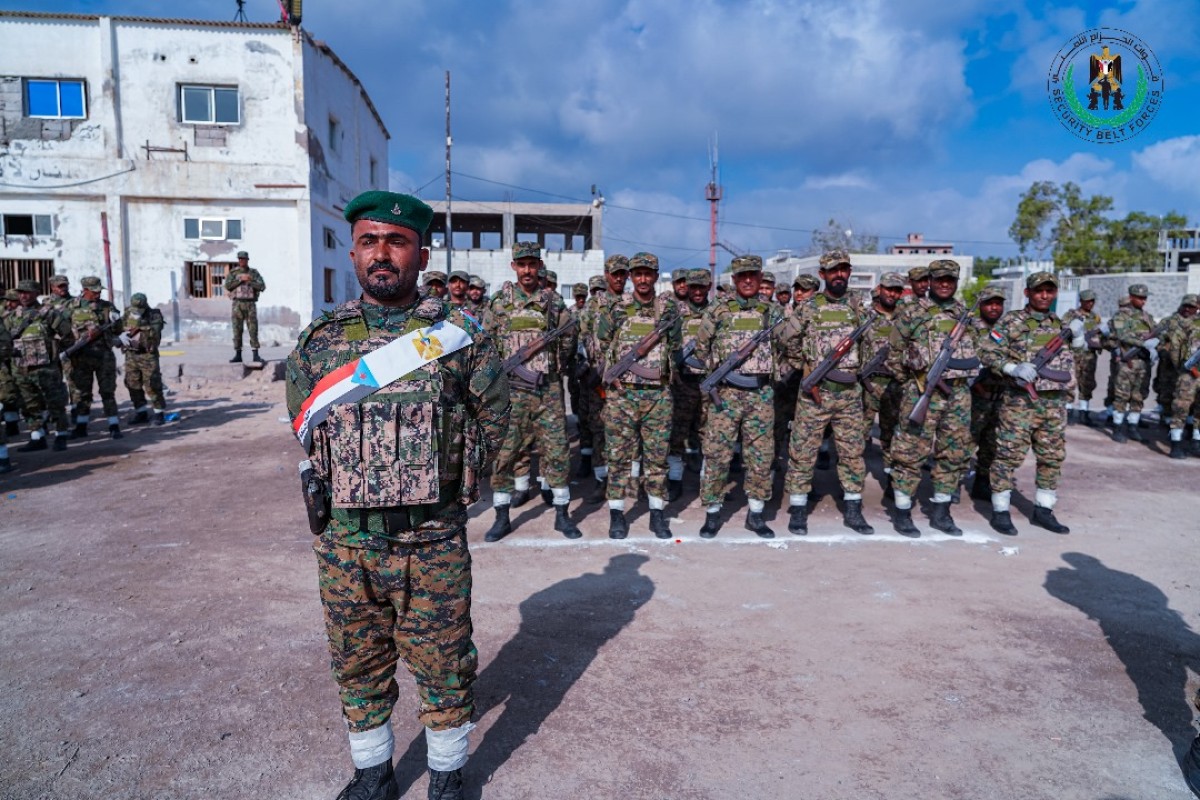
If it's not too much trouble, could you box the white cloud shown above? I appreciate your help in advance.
[1132,135,1200,192]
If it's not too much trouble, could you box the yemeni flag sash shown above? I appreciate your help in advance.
[293,319,472,451]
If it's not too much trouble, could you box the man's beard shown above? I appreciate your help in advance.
[826,278,848,298]
[362,261,408,301]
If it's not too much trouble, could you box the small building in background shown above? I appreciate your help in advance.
[888,232,954,256]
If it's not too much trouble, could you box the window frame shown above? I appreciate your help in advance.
[1,213,54,238]
[179,84,241,126]
[24,78,88,120]
[184,217,242,241]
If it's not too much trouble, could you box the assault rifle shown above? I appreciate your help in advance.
[1119,319,1170,363]
[1183,344,1200,378]
[857,343,892,395]
[799,311,878,406]
[603,310,680,385]
[58,312,122,362]
[1012,323,1074,400]
[907,298,981,426]
[700,316,787,408]
[501,317,578,388]
[679,339,706,372]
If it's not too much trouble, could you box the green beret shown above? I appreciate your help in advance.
[588,275,607,291]
[513,241,541,260]
[130,292,148,307]
[1026,271,1059,289]
[1181,294,1199,308]
[423,270,447,285]
[49,274,69,287]
[605,254,629,274]
[448,270,470,283]
[468,274,486,289]
[907,266,929,281]
[730,254,763,275]
[629,252,660,272]
[819,249,850,268]
[928,259,960,280]
[793,274,820,291]
[344,191,433,234]
[1127,283,1149,298]
[572,282,588,297]
[978,284,1007,303]
[236,250,249,259]
[687,268,713,287]
[17,279,40,293]
[80,276,103,291]
[1079,289,1097,302]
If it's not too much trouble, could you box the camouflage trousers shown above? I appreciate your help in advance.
[314,532,475,733]
[861,377,901,468]
[1155,356,1178,416]
[69,348,120,419]
[124,351,167,410]
[0,362,21,420]
[568,372,587,445]
[785,383,865,496]
[576,379,606,467]
[231,300,260,350]
[1170,372,1200,432]
[891,380,972,497]
[605,384,672,501]
[970,388,1004,479]
[669,376,704,457]
[702,384,774,505]
[1073,349,1098,401]
[774,375,799,463]
[492,383,569,491]
[989,390,1067,493]
[14,364,70,432]
[1112,355,1151,414]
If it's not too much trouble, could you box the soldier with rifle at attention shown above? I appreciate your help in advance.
[5,279,74,452]
[1108,283,1157,443]
[667,268,712,498]
[968,285,1008,501]
[1061,289,1103,426]
[63,275,123,440]
[858,272,906,493]
[578,256,630,503]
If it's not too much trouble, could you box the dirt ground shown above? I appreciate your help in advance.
[2,345,1199,800]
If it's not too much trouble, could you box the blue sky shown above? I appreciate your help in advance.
[29,0,1200,271]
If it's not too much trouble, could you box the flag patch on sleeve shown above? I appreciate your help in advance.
[989,329,1005,344]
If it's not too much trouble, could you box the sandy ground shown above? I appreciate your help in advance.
[2,345,1199,800]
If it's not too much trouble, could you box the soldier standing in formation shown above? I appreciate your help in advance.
[758,271,776,303]
[224,250,266,364]
[65,276,123,440]
[594,252,681,539]
[0,316,11,471]
[692,255,783,538]
[1155,295,1198,425]
[484,241,581,541]
[423,270,448,298]
[1062,289,1102,425]
[1108,283,1156,443]
[1167,300,1200,458]
[120,293,168,426]
[573,275,608,480]
[860,272,905,490]
[668,269,711,496]
[1,288,21,438]
[466,274,487,310]
[445,270,471,309]
[901,265,931,308]
[6,280,73,452]
[968,285,1008,501]
[579,255,629,502]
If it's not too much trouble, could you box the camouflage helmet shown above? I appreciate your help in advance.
[512,241,541,260]
[686,268,713,287]
[1026,271,1059,289]
[80,276,104,291]
[604,254,630,274]
[793,274,820,291]
[927,259,961,280]
[1127,282,1149,297]
[1079,289,1097,302]
[588,275,607,291]
[878,271,907,289]
[977,284,1007,303]
[818,249,851,269]
[49,273,69,287]
[628,252,659,272]
[130,292,148,307]
[572,282,588,297]
[907,265,930,281]
[729,254,763,275]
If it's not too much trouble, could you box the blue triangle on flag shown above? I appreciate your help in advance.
[350,358,379,388]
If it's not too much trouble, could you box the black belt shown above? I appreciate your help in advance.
[365,497,458,533]
[723,375,770,389]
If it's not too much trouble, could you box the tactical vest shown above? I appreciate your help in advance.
[804,295,863,371]
[122,308,163,353]
[498,283,555,376]
[1020,313,1077,393]
[920,302,979,380]
[69,298,117,351]
[715,298,774,376]
[229,269,258,300]
[680,304,707,376]
[612,295,671,385]
[308,299,471,510]
[9,306,56,368]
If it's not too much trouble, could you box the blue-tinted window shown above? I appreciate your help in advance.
[59,81,85,117]
[214,88,239,124]
[25,79,86,118]
[180,85,239,125]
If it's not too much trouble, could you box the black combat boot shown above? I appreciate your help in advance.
[608,508,629,539]
[1066,409,1078,425]
[554,504,582,539]
[229,350,243,363]
[928,501,962,535]
[970,475,991,501]
[586,477,608,505]
[686,451,703,473]
[699,511,721,538]
[745,510,774,538]
[1081,409,1097,427]
[842,499,874,534]
[483,505,512,542]
[109,423,123,440]
[0,457,12,474]
[1171,440,1188,459]
[990,510,1018,535]
[70,420,89,439]
[427,767,464,800]
[787,504,808,535]
[154,410,166,426]
[882,473,895,502]
[129,409,150,425]
[335,760,398,800]
[575,452,592,479]
[1191,439,1200,458]
[1031,506,1070,533]
[1111,421,1128,443]
[18,434,47,452]
[510,487,532,508]
[52,434,67,451]
[252,349,265,364]
[1127,421,1144,442]
[4,418,19,437]
[892,508,920,537]
[649,508,672,539]
[540,487,554,506]
[667,478,683,502]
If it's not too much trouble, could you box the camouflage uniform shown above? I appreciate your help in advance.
[978,272,1076,533]
[573,275,608,472]
[1168,314,1200,456]
[694,256,782,536]
[1154,297,1199,423]
[1061,292,1102,420]
[64,279,122,435]
[860,274,905,471]
[578,258,630,487]
[1109,285,1155,433]
[968,292,1007,499]
[224,256,266,354]
[0,290,22,438]
[43,276,76,414]
[120,294,168,420]
[5,285,74,448]
[774,274,820,460]
[0,319,11,467]
[669,269,711,483]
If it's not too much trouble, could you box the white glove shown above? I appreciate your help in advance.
[119,332,132,347]
[1071,335,1087,349]
[1068,318,1084,337]
[1098,320,1110,336]
[1142,337,1160,351]
[1003,362,1038,383]
[1148,348,1160,365]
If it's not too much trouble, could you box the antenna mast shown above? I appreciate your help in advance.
[706,134,723,287]
[445,70,453,273]
[233,0,248,22]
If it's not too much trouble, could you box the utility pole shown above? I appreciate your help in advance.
[706,134,722,288]
[444,71,453,273]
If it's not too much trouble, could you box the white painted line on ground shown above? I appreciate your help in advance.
[476,529,997,547]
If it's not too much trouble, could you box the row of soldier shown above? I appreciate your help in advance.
[0,275,169,474]
[475,241,1200,541]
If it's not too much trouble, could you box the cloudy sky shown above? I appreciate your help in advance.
[38,0,1200,271]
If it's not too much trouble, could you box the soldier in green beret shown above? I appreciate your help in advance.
[224,250,266,364]
[285,190,509,800]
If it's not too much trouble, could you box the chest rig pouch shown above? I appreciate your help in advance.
[716,300,773,376]
[12,311,52,368]
[230,275,257,300]
[926,306,980,379]
[501,286,552,380]
[681,315,706,376]
[1027,318,1076,393]
[807,298,862,371]
[615,296,670,384]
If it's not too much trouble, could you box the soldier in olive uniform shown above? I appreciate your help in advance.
[44,275,76,417]
[1109,283,1156,443]
[758,271,777,303]
[6,280,74,451]
[445,270,471,309]
[861,272,905,485]
[1061,289,1103,425]
[978,272,1076,535]
[578,256,630,501]
[1154,295,1199,425]
[1,288,23,438]
[899,265,930,309]
[466,275,487,310]
[670,270,689,303]
[885,260,979,536]
[668,269,712,494]
[573,275,608,479]
[484,242,582,541]
[0,318,12,471]
[65,276,123,439]
[423,270,448,299]
[968,285,1008,501]
[772,274,819,465]
[775,282,792,307]
[224,251,266,363]
[120,293,168,425]
[1167,305,1200,458]
[595,253,681,538]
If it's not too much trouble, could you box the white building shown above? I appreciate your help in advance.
[0,10,387,342]
[764,250,976,293]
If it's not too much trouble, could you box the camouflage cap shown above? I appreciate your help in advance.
[672,272,688,283]
[4,288,19,301]
[760,271,777,286]
[928,259,961,279]
[468,274,486,289]
[572,282,588,297]
[907,265,930,281]
[545,270,558,284]
[716,282,731,293]
[1127,283,1149,297]
[423,270,447,285]
[878,271,907,289]
[448,270,470,283]
[819,249,851,268]
[1181,293,1200,308]
[343,190,434,235]
[605,254,630,274]
[236,250,249,259]
[730,254,763,275]
[16,279,40,293]
[588,275,607,291]
[1079,289,1097,302]
[978,284,1007,303]
[130,292,148,307]
[80,276,103,291]
[687,268,713,287]
[1026,271,1059,289]
[512,241,541,261]
[49,274,69,286]
[793,274,820,291]
[628,252,660,272]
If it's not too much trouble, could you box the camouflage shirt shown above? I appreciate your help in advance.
[595,292,683,384]
[979,306,1077,394]
[5,301,74,368]
[1109,304,1156,350]
[286,295,509,548]
[694,294,783,377]
[485,281,576,378]
[885,297,978,384]
[778,292,867,374]
[65,296,121,353]
[224,266,266,302]
[581,290,625,371]
[121,306,165,353]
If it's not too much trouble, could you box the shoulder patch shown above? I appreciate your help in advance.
[989,328,1005,344]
